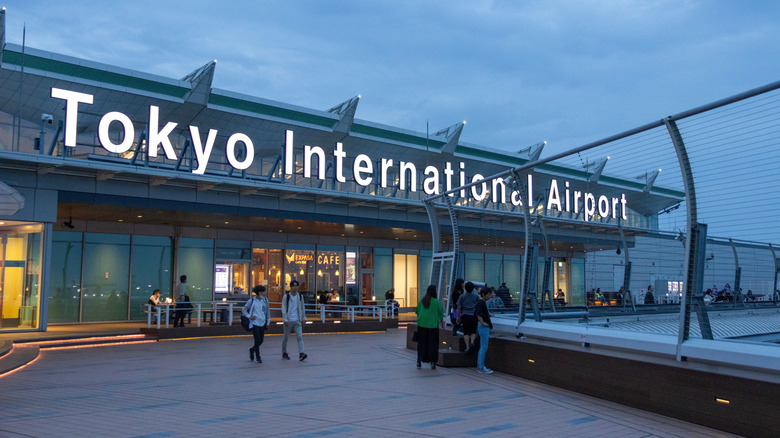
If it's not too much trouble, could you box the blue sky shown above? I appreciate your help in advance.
[5,0,779,156]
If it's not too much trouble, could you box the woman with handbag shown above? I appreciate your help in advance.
[415,284,444,369]
[242,285,271,363]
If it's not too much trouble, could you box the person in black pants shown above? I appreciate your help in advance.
[173,294,193,327]
[242,285,271,363]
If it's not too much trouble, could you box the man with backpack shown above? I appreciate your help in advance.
[281,280,308,361]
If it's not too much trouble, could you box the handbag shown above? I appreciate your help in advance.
[241,299,255,332]
[412,330,419,342]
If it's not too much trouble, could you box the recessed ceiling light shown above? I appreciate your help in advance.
[118,219,124,222]
[224,221,229,224]
[205,225,210,228]
[137,215,142,218]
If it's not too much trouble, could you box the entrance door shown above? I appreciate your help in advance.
[0,225,43,330]
[360,270,374,304]
[393,254,418,308]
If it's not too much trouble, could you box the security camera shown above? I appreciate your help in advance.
[42,113,54,124]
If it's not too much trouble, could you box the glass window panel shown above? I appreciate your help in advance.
[360,248,374,269]
[464,252,485,283]
[419,250,432,301]
[503,255,521,303]
[48,231,82,323]
[570,258,585,306]
[284,249,314,303]
[267,249,284,305]
[374,248,393,303]
[178,238,214,303]
[82,233,130,322]
[130,235,172,320]
[316,250,344,300]
[406,255,418,307]
[485,253,502,288]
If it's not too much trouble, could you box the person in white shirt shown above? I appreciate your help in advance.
[281,280,307,361]
[243,285,271,363]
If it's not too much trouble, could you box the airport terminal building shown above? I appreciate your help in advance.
[1,12,775,332]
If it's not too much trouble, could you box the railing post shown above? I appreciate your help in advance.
[228,303,234,326]
[197,303,202,327]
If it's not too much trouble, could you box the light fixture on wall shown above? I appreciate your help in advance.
[62,216,75,229]
[317,270,323,276]
[616,247,621,255]
[299,268,304,275]
[335,270,339,276]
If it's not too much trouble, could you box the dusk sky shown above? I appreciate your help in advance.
[3,1,779,242]
[5,1,779,155]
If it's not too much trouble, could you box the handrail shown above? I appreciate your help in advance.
[144,301,394,328]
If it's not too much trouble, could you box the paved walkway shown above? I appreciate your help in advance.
[0,329,739,437]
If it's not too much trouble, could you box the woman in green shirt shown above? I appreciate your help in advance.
[415,284,444,369]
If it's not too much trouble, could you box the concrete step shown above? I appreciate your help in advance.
[0,343,39,376]
[438,348,477,367]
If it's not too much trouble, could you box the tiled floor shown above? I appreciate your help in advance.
[0,329,740,437]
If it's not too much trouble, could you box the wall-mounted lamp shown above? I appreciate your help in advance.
[616,247,621,255]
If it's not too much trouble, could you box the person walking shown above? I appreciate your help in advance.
[456,281,479,353]
[281,280,308,361]
[415,284,444,369]
[243,285,270,363]
[475,286,494,374]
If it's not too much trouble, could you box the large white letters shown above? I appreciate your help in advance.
[51,88,93,147]
[98,111,135,154]
[148,105,178,160]
[189,126,217,175]
[353,154,373,186]
[226,133,254,170]
[50,87,634,220]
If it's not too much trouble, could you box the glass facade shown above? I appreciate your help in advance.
[42,230,558,324]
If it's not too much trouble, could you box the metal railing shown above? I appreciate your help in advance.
[144,300,397,329]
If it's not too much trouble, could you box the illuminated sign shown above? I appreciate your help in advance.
[214,264,230,294]
[285,252,313,264]
[345,252,356,284]
[50,87,628,221]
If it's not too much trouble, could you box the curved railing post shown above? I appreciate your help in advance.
[666,117,713,358]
